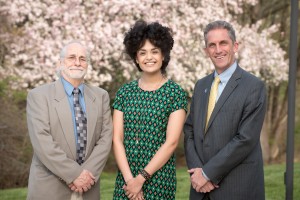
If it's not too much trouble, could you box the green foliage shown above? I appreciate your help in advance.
[0,163,299,200]
[0,78,27,106]
[296,125,300,156]
[12,90,27,105]
[0,79,8,97]
[0,79,31,189]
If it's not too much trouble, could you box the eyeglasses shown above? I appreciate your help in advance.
[66,56,88,65]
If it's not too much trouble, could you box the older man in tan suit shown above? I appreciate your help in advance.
[26,41,112,200]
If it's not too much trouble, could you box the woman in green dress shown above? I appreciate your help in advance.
[113,20,187,200]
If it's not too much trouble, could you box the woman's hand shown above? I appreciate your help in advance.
[123,175,145,199]
[134,191,145,200]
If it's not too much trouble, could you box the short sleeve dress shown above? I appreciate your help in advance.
[112,79,187,200]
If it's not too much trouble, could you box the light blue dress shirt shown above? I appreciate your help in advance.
[61,77,86,143]
[214,61,237,101]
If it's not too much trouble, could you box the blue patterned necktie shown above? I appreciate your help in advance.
[72,88,87,165]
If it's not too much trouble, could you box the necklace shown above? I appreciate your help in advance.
[139,75,166,92]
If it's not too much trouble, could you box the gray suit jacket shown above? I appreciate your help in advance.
[26,79,112,200]
[184,66,266,200]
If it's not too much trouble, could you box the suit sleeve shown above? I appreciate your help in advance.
[184,82,203,169]
[81,90,112,181]
[26,90,82,184]
[203,80,267,184]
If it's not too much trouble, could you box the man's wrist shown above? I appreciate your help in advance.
[201,170,210,181]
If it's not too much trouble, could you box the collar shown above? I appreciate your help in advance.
[214,61,237,84]
[60,76,84,96]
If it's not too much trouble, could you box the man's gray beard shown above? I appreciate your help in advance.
[58,65,87,80]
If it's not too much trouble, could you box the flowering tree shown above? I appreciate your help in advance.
[0,1,290,174]
[0,0,288,97]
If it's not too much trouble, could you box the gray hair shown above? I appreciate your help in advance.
[203,20,236,47]
[60,40,91,65]
[56,41,90,77]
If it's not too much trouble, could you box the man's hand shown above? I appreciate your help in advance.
[69,169,95,194]
[187,168,208,192]
[187,168,219,193]
[199,181,218,193]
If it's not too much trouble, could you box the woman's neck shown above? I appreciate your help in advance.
[139,73,166,91]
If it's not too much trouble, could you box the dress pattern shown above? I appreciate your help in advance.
[112,79,187,200]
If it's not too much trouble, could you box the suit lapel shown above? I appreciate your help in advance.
[84,85,97,155]
[201,74,214,133]
[54,80,76,160]
[206,67,242,131]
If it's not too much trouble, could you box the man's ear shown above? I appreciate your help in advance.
[233,42,239,53]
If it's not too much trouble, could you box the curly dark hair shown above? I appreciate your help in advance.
[123,20,174,74]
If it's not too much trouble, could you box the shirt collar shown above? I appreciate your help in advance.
[214,61,237,84]
[60,76,84,97]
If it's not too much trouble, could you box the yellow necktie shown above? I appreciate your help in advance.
[206,76,221,129]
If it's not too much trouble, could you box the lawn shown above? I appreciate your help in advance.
[0,163,299,200]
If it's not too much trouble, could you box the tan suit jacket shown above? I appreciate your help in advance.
[26,79,112,200]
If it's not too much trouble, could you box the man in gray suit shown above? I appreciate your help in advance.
[26,41,112,200]
[184,21,266,200]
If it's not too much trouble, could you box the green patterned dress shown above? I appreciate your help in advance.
[112,79,187,200]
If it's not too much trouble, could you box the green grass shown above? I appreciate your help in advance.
[0,163,299,200]
[264,163,300,200]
